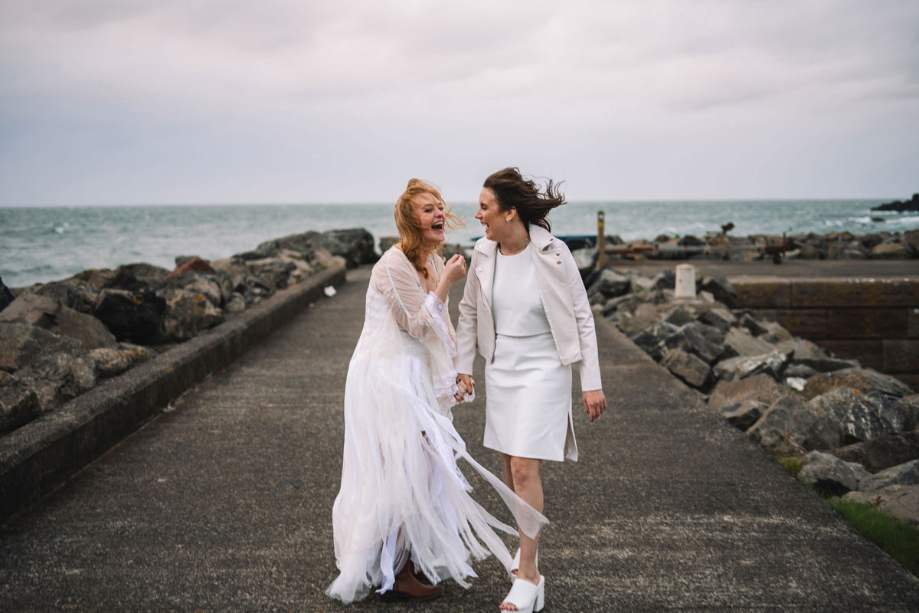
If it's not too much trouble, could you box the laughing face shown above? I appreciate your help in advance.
[475,187,505,241]
[414,192,446,247]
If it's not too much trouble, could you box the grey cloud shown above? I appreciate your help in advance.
[0,0,917,204]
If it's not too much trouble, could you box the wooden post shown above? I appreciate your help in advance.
[597,210,606,270]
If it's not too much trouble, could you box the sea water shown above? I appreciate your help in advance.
[2,200,917,288]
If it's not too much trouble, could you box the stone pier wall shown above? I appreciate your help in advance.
[731,276,919,391]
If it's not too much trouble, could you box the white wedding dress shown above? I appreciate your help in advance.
[327,247,547,604]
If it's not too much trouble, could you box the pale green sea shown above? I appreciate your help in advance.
[2,200,916,288]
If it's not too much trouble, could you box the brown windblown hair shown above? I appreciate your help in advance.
[483,167,565,232]
[394,179,463,278]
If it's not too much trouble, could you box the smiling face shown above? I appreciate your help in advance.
[414,191,446,247]
[475,187,508,242]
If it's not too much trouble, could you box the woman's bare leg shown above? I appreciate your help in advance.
[500,456,543,611]
[503,454,515,492]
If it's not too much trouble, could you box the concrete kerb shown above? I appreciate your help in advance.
[0,263,347,523]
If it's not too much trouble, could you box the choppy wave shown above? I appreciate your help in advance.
[2,200,917,288]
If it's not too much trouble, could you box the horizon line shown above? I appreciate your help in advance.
[0,196,901,209]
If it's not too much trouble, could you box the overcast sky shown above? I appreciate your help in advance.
[1,0,917,205]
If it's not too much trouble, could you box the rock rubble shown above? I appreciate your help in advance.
[587,262,919,522]
[575,227,919,263]
[0,228,377,435]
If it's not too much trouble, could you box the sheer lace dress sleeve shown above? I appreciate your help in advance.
[372,249,454,352]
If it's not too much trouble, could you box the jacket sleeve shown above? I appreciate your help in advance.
[561,243,603,392]
[454,250,479,375]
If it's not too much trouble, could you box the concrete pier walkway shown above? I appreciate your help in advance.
[2,268,919,611]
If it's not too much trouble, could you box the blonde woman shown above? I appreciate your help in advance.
[456,168,606,613]
[327,179,546,605]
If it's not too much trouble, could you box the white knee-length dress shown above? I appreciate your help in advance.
[484,243,577,462]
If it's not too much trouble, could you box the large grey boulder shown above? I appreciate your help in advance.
[804,367,915,400]
[93,289,167,345]
[617,303,661,337]
[832,430,919,474]
[108,262,169,292]
[760,321,795,344]
[662,307,697,328]
[723,327,775,358]
[858,460,919,492]
[660,348,711,389]
[747,396,815,451]
[807,388,916,447]
[0,294,58,328]
[247,230,320,260]
[738,313,769,337]
[210,258,251,287]
[904,229,919,256]
[587,268,631,301]
[650,270,676,290]
[0,323,86,372]
[0,372,41,433]
[602,293,644,319]
[14,352,97,414]
[714,350,793,383]
[700,276,738,308]
[844,485,919,524]
[165,273,224,308]
[313,228,378,268]
[88,344,156,378]
[661,322,726,365]
[871,242,910,258]
[798,451,871,495]
[696,307,736,333]
[774,338,828,362]
[0,294,117,350]
[275,249,316,285]
[709,374,803,411]
[246,258,298,291]
[160,289,224,342]
[0,276,16,313]
[30,269,115,314]
[629,321,678,362]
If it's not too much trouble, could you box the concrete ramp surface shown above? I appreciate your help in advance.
[2,268,919,611]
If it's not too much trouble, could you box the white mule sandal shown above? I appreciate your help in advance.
[501,575,545,613]
[509,548,539,578]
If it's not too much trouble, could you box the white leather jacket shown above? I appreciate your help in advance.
[455,225,603,392]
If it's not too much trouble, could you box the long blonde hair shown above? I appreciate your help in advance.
[394,179,463,278]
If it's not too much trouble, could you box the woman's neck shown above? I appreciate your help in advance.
[499,225,529,255]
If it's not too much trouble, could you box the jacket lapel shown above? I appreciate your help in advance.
[475,239,497,307]
[530,226,568,308]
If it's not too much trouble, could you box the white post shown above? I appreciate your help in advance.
[675,264,696,299]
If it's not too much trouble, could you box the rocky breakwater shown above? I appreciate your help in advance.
[0,228,377,436]
[872,193,919,214]
[584,263,919,523]
[586,228,919,262]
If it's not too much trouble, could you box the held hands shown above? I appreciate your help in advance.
[454,373,475,403]
[583,389,607,422]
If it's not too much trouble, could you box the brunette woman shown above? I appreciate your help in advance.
[455,168,606,612]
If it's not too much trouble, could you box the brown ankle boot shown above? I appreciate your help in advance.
[381,560,444,602]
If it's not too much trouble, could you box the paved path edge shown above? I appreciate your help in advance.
[0,263,347,524]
